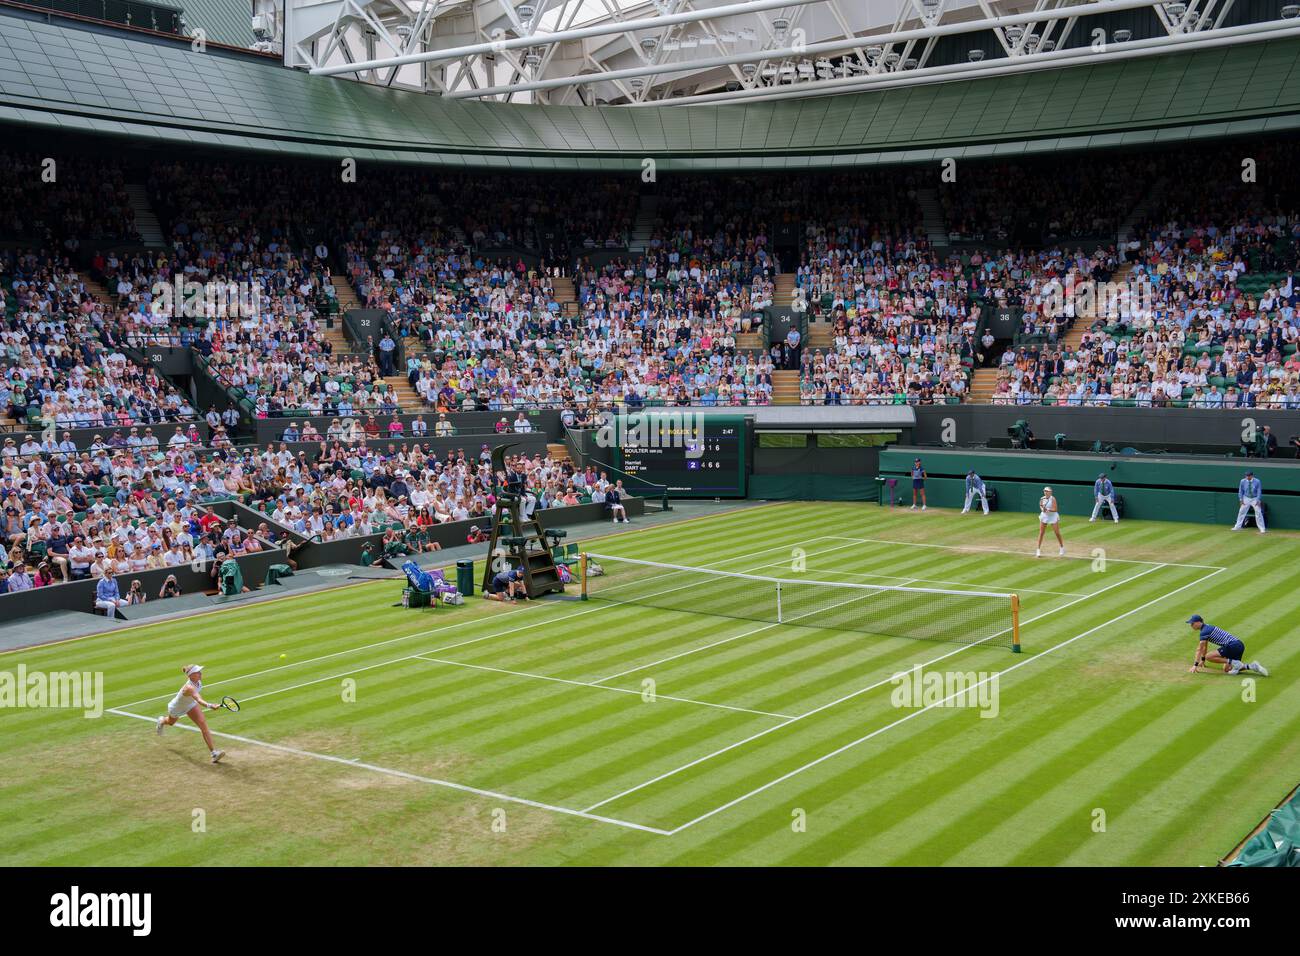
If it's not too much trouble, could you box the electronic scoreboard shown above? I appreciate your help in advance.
[613,413,750,497]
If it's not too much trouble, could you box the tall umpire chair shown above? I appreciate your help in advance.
[480,442,565,598]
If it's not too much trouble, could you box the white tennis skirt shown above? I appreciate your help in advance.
[167,697,198,719]
[1039,512,1060,525]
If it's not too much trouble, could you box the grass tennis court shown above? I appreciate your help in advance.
[2,501,1297,865]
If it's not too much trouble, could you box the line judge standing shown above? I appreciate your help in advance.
[1231,470,1266,534]
[1090,472,1119,523]
[961,468,990,515]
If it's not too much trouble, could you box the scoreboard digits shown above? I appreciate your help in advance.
[615,414,749,497]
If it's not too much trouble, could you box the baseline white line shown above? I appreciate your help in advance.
[111,532,837,710]
[665,565,1227,834]
[412,656,793,719]
[582,561,1166,813]
[827,536,1227,571]
[106,708,669,835]
[228,538,871,708]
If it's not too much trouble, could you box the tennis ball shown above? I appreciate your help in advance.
[279,654,287,660]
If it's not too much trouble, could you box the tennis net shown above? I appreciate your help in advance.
[580,552,1021,650]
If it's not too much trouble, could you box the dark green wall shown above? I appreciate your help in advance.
[880,447,1300,527]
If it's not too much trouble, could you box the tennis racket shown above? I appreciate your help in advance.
[219,695,241,712]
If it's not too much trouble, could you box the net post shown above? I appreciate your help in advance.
[580,553,589,600]
[1011,594,1021,653]
[776,581,783,624]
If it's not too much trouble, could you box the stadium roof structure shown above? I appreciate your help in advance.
[0,3,1298,168]
[287,0,1300,104]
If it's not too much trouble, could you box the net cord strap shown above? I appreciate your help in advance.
[583,552,1012,601]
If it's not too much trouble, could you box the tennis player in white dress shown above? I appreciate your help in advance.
[1036,486,1065,557]
[155,664,225,764]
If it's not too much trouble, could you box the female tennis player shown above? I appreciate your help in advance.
[1036,485,1065,557]
[155,664,225,764]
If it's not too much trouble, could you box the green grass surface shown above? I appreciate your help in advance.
[2,501,1297,866]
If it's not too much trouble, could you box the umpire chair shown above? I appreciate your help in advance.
[480,442,566,598]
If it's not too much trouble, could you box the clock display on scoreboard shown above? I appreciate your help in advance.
[615,414,749,497]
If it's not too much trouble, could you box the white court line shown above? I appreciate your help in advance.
[225,537,872,708]
[589,578,921,685]
[111,532,836,711]
[828,536,1227,571]
[582,561,1167,813]
[411,656,794,719]
[105,707,669,836]
[664,565,1226,835]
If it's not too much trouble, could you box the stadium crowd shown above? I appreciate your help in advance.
[2,140,1298,608]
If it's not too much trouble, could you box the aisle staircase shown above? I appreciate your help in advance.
[628,196,659,255]
[325,280,361,352]
[772,369,801,405]
[916,187,950,249]
[382,375,421,410]
[1118,178,1169,250]
[552,275,578,317]
[547,442,571,465]
[775,272,798,307]
[806,319,833,349]
[78,272,113,305]
[124,184,165,248]
[967,367,1000,404]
